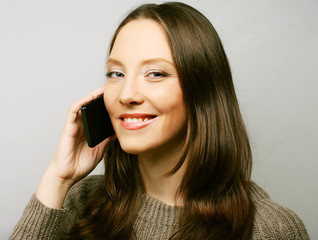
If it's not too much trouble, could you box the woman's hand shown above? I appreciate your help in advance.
[36,87,114,209]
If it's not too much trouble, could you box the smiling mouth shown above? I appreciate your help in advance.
[123,117,153,123]
[119,114,157,130]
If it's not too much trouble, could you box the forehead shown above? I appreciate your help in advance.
[109,19,173,63]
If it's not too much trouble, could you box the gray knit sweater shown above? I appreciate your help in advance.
[10,175,309,239]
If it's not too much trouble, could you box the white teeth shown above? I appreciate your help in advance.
[125,118,132,123]
[124,117,151,123]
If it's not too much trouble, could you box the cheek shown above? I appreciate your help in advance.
[150,85,184,113]
[149,87,186,128]
[103,90,119,136]
[104,84,117,115]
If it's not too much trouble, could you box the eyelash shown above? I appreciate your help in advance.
[106,70,169,80]
[146,70,169,79]
[106,71,125,79]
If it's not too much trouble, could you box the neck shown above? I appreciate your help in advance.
[138,143,186,207]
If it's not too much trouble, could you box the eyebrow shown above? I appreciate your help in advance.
[107,57,175,68]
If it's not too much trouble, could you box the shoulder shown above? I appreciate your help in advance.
[250,182,309,239]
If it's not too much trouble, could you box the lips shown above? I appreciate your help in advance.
[119,113,157,130]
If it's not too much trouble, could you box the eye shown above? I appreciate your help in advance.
[106,71,125,79]
[146,71,169,80]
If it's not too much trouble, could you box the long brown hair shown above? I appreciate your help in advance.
[69,2,255,239]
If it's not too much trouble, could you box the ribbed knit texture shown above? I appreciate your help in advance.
[9,175,310,239]
[10,194,67,239]
[249,182,309,239]
[133,193,182,239]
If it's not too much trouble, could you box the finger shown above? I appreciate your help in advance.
[66,86,106,124]
[90,86,105,98]
[66,94,95,124]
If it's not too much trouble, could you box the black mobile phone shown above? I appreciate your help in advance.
[81,95,114,148]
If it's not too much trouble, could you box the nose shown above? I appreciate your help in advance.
[119,76,144,106]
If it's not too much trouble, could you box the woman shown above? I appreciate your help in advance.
[10,2,309,240]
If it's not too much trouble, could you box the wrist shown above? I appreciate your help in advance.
[36,169,74,209]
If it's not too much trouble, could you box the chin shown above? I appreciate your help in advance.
[118,140,155,155]
[118,141,141,155]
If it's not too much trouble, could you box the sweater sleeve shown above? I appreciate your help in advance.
[9,175,104,240]
[9,194,68,240]
[250,182,310,240]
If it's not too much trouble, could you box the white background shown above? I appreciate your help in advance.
[0,0,317,238]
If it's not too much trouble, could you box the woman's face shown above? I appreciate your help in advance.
[104,19,186,155]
